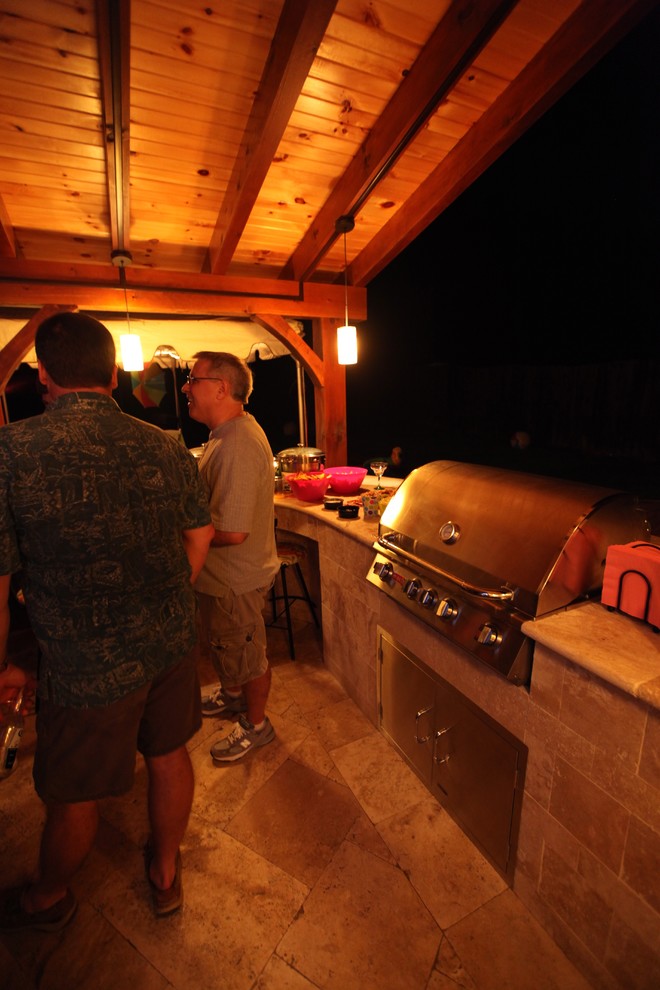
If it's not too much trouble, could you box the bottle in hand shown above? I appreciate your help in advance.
[0,691,25,778]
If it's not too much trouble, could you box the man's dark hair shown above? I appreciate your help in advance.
[35,312,116,388]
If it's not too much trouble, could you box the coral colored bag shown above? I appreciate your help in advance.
[601,542,660,630]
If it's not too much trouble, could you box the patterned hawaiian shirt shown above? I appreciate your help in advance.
[0,392,211,707]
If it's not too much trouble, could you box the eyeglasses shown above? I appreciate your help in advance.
[185,374,223,386]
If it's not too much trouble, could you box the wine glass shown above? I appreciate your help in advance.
[369,460,388,489]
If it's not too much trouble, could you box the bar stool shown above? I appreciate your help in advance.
[268,539,320,659]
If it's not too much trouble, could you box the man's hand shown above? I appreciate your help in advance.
[0,662,31,706]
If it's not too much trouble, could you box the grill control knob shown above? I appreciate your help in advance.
[419,588,438,609]
[373,561,393,582]
[436,597,458,620]
[476,623,502,647]
[404,578,421,600]
[440,521,461,544]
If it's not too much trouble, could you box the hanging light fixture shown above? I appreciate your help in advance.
[120,330,144,372]
[112,249,144,372]
[335,215,358,365]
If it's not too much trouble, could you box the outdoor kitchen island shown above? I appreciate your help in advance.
[275,490,660,990]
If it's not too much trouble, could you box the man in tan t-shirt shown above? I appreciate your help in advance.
[183,352,279,763]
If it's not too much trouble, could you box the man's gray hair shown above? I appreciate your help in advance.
[192,351,253,403]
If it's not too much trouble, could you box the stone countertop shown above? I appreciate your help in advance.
[523,602,660,709]
[274,476,402,548]
[274,490,380,548]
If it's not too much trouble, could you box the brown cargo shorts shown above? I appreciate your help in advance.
[196,587,269,686]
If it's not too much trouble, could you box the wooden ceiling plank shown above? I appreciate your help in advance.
[284,0,518,283]
[0,37,100,82]
[0,9,97,60]
[0,60,100,102]
[0,114,106,149]
[0,82,100,120]
[0,148,106,177]
[350,0,658,286]
[207,0,338,275]
[0,0,96,34]
[333,0,452,48]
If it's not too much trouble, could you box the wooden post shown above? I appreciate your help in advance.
[312,317,347,466]
[0,305,76,426]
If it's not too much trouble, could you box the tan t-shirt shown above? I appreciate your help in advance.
[193,413,279,596]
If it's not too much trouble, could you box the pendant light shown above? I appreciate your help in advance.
[112,249,144,372]
[335,215,358,365]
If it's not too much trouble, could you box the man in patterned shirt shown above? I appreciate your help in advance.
[0,312,214,931]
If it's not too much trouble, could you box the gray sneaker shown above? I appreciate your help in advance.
[210,714,275,764]
[200,687,247,718]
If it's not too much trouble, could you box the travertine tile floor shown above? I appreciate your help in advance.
[0,613,596,990]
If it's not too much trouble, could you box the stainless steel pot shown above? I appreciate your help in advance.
[277,445,325,473]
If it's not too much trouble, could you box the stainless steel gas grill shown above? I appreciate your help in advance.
[367,460,650,685]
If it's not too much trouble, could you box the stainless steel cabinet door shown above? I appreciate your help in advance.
[431,682,523,876]
[379,631,435,783]
[378,628,526,880]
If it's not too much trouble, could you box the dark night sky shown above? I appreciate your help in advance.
[344,5,660,495]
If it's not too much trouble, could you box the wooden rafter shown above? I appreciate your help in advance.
[96,0,132,254]
[0,194,15,258]
[207,0,338,275]
[283,0,518,283]
[350,0,659,286]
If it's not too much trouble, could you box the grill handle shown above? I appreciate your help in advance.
[376,534,515,603]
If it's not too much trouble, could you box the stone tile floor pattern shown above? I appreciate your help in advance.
[0,615,596,990]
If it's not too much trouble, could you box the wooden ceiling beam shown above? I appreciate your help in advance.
[283,0,518,283]
[0,283,363,319]
[96,0,132,255]
[0,259,366,320]
[350,0,658,286]
[206,0,338,275]
[0,258,365,317]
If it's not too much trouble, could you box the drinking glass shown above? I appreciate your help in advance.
[369,460,388,489]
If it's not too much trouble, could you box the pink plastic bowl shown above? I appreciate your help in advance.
[286,472,332,502]
[326,466,367,495]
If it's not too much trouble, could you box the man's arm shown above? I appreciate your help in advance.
[209,530,248,548]
[0,573,29,701]
[182,523,215,583]
[0,573,10,673]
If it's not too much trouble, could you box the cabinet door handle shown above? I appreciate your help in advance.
[415,706,434,744]
[434,725,453,764]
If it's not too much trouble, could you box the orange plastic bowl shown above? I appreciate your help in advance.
[326,466,367,495]
[286,472,332,502]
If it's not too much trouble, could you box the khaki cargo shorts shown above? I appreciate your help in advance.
[196,587,269,686]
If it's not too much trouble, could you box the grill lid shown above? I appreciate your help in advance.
[378,461,649,618]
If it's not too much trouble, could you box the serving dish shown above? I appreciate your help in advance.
[286,472,331,502]
[326,466,367,496]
